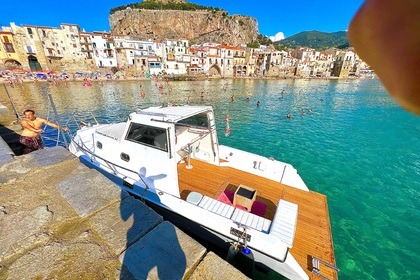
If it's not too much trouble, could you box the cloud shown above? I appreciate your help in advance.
[269,32,285,42]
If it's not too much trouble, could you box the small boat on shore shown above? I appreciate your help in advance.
[68,104,338,279]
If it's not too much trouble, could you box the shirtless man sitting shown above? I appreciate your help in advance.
[19,109,68,153]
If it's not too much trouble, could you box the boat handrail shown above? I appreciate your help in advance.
[96,130,119,141]
[310,255,339,280]
[187,127,208,135]
[136,110,168,117]
[69,111,100,131]
[190,129,210,143]
[73,139,151,192]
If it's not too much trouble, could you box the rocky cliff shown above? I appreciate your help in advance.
[109,8,259,45]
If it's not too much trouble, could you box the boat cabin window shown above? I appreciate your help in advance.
[178,113,209,128]
[125,123,168,152]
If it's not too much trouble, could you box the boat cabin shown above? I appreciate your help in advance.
[92,105,219,198]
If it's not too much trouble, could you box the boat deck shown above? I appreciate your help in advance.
[177,158,337,280]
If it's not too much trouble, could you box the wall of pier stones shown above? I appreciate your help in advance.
[0,124,248,279]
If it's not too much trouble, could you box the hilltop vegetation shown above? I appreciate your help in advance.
[275,31,349,50]
[110,0,223,14]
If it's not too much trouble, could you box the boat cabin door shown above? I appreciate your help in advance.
[124,121,179,197]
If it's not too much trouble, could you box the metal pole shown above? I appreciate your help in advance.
[46,92,69,148]
[3,84,22,128]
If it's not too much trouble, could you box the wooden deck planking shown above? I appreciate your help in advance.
[177,159,337,280]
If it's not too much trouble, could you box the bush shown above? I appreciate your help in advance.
[110,1,224,14]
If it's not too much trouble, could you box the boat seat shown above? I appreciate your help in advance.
[231,208,271,233]
[269,199,298,247]
[186,191,203,205]
[197,195,235,219]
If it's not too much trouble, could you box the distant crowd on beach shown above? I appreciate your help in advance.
[0,70,148,87]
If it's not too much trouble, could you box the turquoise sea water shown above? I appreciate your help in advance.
[1,79,418,279]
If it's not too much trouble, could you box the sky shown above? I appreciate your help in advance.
[1,0,365,39]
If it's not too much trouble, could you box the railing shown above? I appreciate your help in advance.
[309,255,339,280]
[68,111,100,130]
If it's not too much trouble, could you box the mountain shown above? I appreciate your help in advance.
[109,1,258,45]
[276,30,349,50]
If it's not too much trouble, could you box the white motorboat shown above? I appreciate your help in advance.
[69,105,338,280]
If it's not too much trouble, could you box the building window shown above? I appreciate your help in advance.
[27,28,32,34]
[42,30,47,37]
[4,43,15,53]
[27,46,33,53]
[3,36,9,43]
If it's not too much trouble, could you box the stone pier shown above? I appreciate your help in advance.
[0,134,248,279]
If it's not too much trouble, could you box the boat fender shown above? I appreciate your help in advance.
[237,247,254,278]
[226,244,255,277]
[226,244,240,265]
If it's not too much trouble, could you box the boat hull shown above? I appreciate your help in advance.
[75,153,308,280]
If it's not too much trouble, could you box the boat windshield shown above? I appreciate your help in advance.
[125,123,168,152]
[177,113,209,128]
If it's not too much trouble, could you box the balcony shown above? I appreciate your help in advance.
[47,54,63,58]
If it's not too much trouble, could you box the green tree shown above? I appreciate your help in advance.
[247,41,260,48]
[110,0,222,14]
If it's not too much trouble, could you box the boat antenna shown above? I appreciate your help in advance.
[3,84,22,128]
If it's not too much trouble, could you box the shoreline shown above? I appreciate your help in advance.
[0,68,376,85]
[0,74,372,85]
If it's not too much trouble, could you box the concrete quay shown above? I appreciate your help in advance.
[0,138,249,279]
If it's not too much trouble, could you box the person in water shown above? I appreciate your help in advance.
[19,109,68,153]
[257,100,261,106]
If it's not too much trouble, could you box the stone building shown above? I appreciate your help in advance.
[332,51,357,78]
[3,23,89,73]
[91,32,117,69]
[114,36,165,76]
[6,23,49,72]
[0,29,22,70]
[219,45,235,77]
[232,47,247,77]
[58,24,90,73]
[79,30,95,72]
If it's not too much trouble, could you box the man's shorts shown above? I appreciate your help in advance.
[19,135,43,150]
